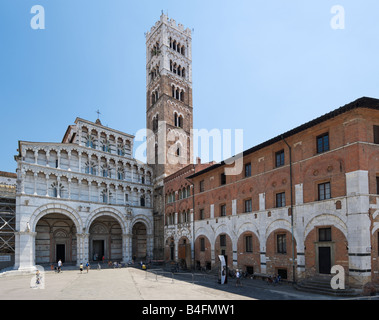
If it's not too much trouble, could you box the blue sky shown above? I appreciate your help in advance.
[1,0,378,173]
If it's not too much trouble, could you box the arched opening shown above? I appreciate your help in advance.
[132,222,147,261]
[178,237,191,269]
[35,213,77,265]
[89,215,123,262]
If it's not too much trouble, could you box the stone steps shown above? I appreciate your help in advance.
[294,275,359,297]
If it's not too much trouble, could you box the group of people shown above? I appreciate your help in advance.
[50,259,63,273]
[79,262,90,274]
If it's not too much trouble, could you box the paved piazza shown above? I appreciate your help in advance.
[0,267,251,300]
[0,266,347,300]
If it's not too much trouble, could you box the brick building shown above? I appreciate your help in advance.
[163,159,214,268]
[164,96,379,288]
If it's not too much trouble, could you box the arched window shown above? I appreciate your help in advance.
[174,113,178,127]
[170,60,173,72]
[153,115,158,131]
[153,144,157,165]
[101,189,108,203]
[176,89,180,100]
[152,92,156,105]
[181,46,185,56]
[180,90,184,102]
[172,85,175,98]
[178,115,183,128]
[140,196,145,207]
[182,68,185,78]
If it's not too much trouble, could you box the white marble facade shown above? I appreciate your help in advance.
[14,118,154,270]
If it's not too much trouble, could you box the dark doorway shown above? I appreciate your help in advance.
[56,244,65,263]
[93,240,104,261]
[318,247,331,274]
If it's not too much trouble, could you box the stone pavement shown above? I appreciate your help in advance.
[0,266,360,300]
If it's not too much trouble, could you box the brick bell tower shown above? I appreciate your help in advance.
[145,14,193,259]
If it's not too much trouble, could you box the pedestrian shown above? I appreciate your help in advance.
[102,255,105,264]
[36,270,41,285]
[79,262,83,274]
[86,261,90,273]
[236,269,241,287]
[57,259,62,273]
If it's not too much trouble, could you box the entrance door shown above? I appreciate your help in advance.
[318,247,331,274]
[93,240,104,261]
[56,244,65,263]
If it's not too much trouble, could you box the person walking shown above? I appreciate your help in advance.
[86,261,90,273]
[236,269,242,287]
[57,259,62,273]
[79,262,83,274]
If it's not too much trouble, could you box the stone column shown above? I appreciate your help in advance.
[346,170,371,286]
[76,233,89,266]
[33,172,37,195]
[45,174,49,197]
[122,234,132,263]
[14,231,37,271]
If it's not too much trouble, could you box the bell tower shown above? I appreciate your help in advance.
[145,14,193,259]
[146,14,193,185]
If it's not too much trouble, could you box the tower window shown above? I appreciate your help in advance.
[174,113,178,127]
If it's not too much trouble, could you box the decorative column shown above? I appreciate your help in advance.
[78,152,82,173]
[67,150,71,171]
[33,172,37,195]
[45,174,49,197]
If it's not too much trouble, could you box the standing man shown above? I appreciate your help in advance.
[57,259,62,273]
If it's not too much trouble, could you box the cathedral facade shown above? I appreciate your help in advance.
[14,118,154,270]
